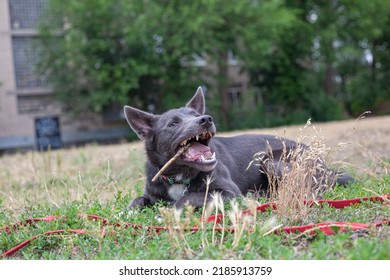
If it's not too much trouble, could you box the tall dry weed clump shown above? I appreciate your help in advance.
[250,119,345,223]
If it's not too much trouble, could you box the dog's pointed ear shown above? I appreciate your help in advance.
[186,87,205,115]
[123,106,156,141]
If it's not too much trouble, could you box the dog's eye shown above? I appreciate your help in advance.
[169,121,178,127]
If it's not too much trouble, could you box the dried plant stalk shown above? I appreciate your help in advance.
[151,144,191,182]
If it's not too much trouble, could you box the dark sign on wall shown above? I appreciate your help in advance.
[35,116,62,150]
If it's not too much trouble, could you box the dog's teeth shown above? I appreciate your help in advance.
[211,152,216,159]
[181,139,188,146]
[196,135,199,141]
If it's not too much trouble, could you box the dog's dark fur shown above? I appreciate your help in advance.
[124,87,353,210]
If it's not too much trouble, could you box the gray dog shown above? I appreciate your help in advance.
[124,87,353,210]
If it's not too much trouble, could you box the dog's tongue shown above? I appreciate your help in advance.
[183,142,213,161]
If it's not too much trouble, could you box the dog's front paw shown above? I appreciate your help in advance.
[128,195,151,210]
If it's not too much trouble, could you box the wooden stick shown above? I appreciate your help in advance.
[151,144,191,182]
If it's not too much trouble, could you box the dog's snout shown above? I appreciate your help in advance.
[198,115,213,126]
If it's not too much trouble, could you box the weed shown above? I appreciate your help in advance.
[248,119,341,224]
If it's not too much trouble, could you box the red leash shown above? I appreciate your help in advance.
[1,195,389,258]
[205,194,390,224]
[2,229,86,257]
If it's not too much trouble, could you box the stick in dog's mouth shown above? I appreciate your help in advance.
[151,143,191,182]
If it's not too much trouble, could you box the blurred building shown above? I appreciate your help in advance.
[0,0,130,151]
[0,0,249,152]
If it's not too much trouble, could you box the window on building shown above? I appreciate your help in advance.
[9,0,47,29]
[17,94,54,114]
[227,87,242,107]
[12,37,45,88]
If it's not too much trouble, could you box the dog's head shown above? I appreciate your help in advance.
[124,87,217,173]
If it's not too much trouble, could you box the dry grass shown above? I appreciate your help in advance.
[0,143,145,209]
[159,205,196,258]
[0,115,389,210]
[227,115,390,175]
[245,114,390,224]
[248,119,340,223]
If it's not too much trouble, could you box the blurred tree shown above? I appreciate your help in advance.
[38,0,202,114]
[251,0,390,123]
[38,0,295,128]
[195,0,296,129]
[39,0,146,113]
[335,0,390,115]
[249,0,314,124]
[38,0,390,129]
[308,0,390,116]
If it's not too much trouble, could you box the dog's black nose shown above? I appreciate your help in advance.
[198,115,213,126]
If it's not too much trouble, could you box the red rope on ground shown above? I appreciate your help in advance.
[1,194,389,258]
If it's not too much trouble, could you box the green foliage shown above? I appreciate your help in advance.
[37,0,390,130]
[249,0,390,128]
[191,0,296,129]
[309,93,346,122]
[38,0,144,113]
[37,0,295,120]
[38,0,201,114]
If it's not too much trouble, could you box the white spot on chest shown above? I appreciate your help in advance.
[168,184,187,201]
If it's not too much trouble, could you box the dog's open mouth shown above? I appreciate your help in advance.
[177,131,216,164]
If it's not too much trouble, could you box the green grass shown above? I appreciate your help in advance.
[0,140,389,260]
[1,175,389,260]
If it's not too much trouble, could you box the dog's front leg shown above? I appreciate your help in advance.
[128,195,152,211]
[174,192,209,209]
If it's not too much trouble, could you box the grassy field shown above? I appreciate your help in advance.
[0,116,389,259]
